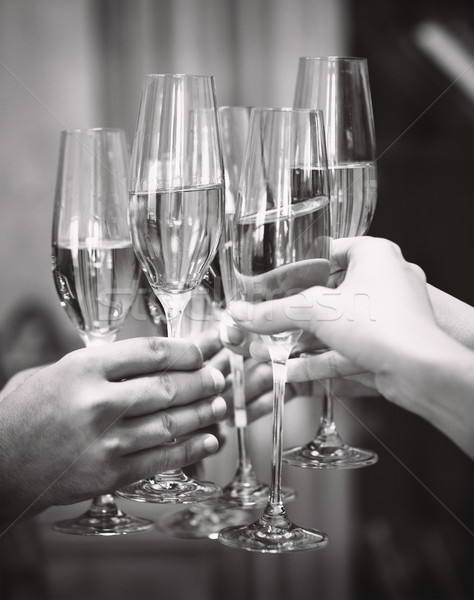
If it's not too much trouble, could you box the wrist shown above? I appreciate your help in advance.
[376,326,474,458]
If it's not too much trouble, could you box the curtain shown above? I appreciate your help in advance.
[93,0,351,138]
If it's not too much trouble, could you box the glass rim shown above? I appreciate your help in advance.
[218,105,253,111]
[251,107,324,115]
[298,55,367,63]
[143,73,215,80]
[61,127,125,135]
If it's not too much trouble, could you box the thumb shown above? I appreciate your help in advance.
[229,287,335,336]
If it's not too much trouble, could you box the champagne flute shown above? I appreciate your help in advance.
[212,106,295,508]
[218,108,330,553]
[51,128,153,535]
[144,284,250,538]
[284,56,379,469]
[117,74,224,503]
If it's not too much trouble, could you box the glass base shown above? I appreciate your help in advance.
[158,500,250,539]
[53,506,154,536]
[218,513,328,553]
[221,478,296,509]
[283,440,378,470]
[116,474,222,504]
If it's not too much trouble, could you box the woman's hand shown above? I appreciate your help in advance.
[230,237,435,390]
[228,237,474,459]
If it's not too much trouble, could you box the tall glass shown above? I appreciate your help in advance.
[218,108,330,553]
[51,128,153,535]
[143,285,250,538]
[285,56,378,469]
[117,74,224,503]
[216,106,295,508]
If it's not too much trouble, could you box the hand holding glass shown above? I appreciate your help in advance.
[218,108,330,553]
[51,128,153,535]
[287,56,378,469]
[118,74,224,504]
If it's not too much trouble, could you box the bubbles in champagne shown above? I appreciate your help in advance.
[52,240,139,339]
[129,185,224,294]
[329,162,377,237]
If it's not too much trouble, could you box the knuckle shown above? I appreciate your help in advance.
[85,387,114,421]
[408,262,426,281]
[57,348,83,373]
[100,435,125,458]
[157,443,192,472]
[193,401,212,429]
[157,372,178,407]
[177,442,193,468]
[327,350,341,378]
[186,342,204,368]
[159,410,177,439]
[146,337,168,364]
[359,237,400,256]
[374,238,400,255]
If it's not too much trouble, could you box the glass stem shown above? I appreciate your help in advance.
[158,291,192,339]
[154,290,193,477]
[87,494,121,518]
[229,350,252,474]
[83,336,122,512]
[320,379,336,433]
[313,379,343,447]
[266,343,291,509]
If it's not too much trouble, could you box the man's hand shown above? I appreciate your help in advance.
[0,337,226,522]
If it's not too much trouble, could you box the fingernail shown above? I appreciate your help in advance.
[229,301,250,323]
[211,396,227,419]
[209,367,225,391]
[203,434,219,453]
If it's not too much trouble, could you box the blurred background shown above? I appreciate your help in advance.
[0,1,472,599]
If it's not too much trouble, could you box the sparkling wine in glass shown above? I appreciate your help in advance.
[218,108,330,553]
[210,106,296,509]
[285,56,378,470]
[51,128,153,535]
[117,74,224,504]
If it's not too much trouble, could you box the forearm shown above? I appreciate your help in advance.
[428,284,474,351]
[377,328,474,459]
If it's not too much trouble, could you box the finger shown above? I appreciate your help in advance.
[220,321,247,346]
[119,433,221,484]
[86,337,203,380]
[207,348,231,377]
[116,366,225,416]
[245,390,273,424]
[248,339,270,362]
[194,329,222,362]
[293,331,327,354]
[286,350,366,382]
[243,360,273,402]
[119,395,227,454]
[222,359,272,416]
[186,423,227,448]
[244,386,301,424]
[229,288,330,336]
[332,375,379,397]
[219,317,252,356]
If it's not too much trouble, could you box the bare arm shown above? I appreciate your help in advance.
[230,237,474,460]
[428,284,474,351]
